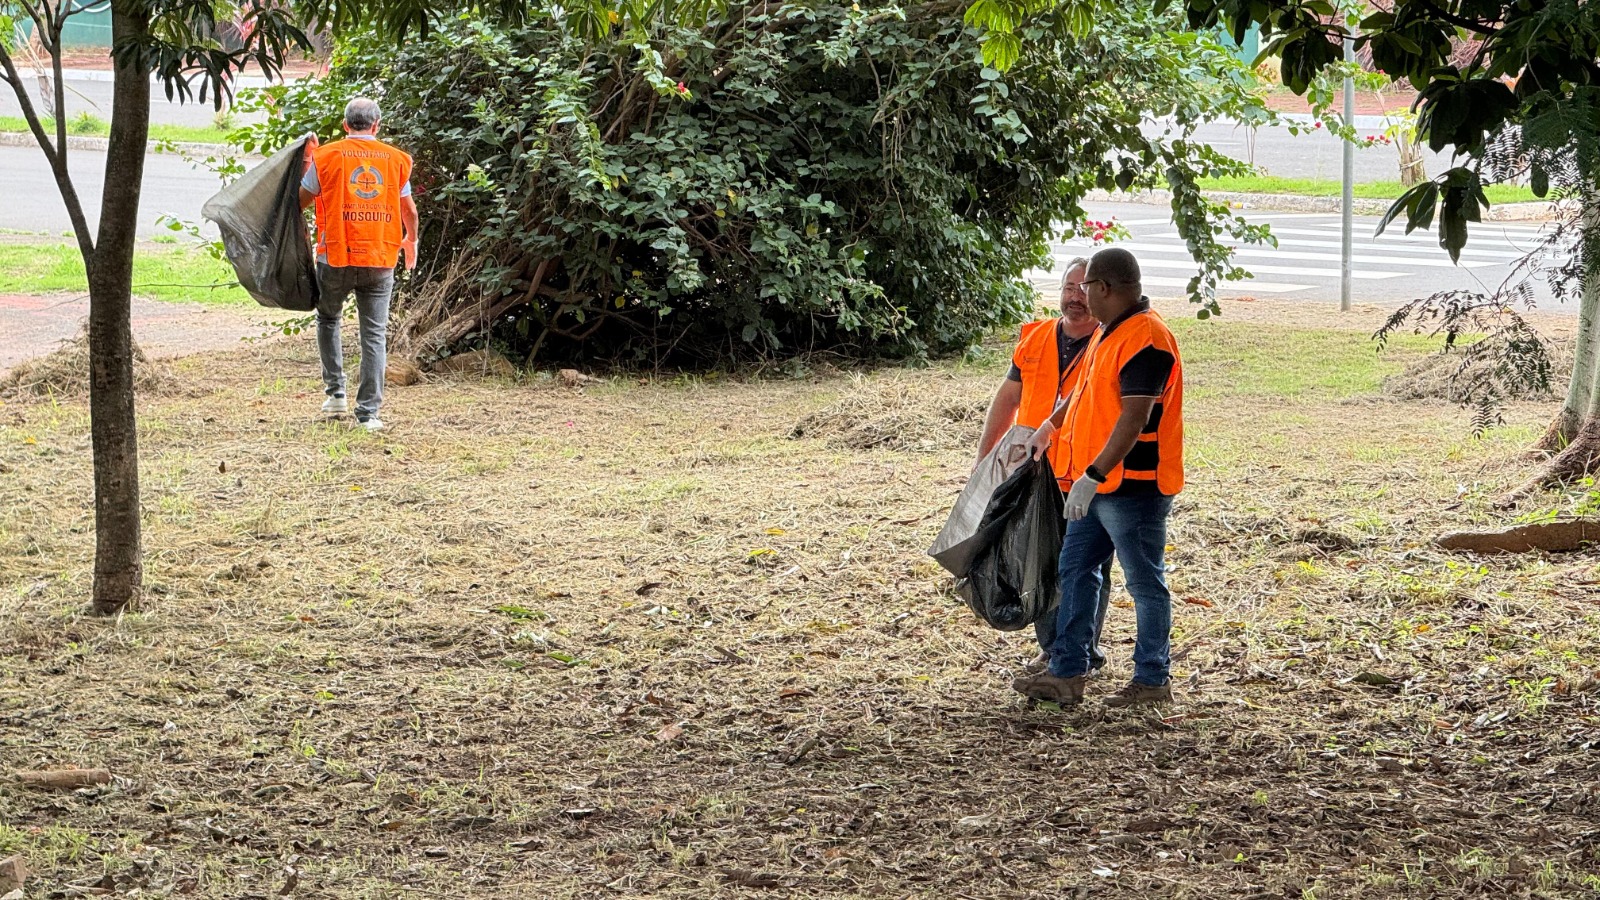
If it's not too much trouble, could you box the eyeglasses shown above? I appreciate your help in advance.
[1061,282,1086,293]
[1081,278,1120,290]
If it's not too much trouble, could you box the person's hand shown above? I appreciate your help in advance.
[401,239,419,271]
[1064,476,1098,522]
[1025,420,1057,461]
[304,132,319,155]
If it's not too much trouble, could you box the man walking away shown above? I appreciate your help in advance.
[299,97,419,432]
[973,259,1113,676]
[1014,247,1185,708]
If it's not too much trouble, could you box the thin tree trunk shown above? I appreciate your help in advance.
[1512,196,1600,498]
[85,0,152,615]
[1536,197,1600,452]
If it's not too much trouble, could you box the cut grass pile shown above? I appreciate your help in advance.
[0,327,180,400]
[0,243,249,306]
[1197,174,1540,205]
[2,298,1598,899]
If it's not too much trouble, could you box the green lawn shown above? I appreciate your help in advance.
[0,243,249,305]
[1198,174,1539,205]
[0,114,233,146]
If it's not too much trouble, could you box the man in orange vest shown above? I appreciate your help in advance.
[973,257,1112,676]
[1013,247,1184,707]
[299,97,419,432]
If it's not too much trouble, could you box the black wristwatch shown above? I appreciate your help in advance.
[1084,464,1107,484]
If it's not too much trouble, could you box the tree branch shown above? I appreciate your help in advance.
[1415,0,1497,37]
[0,44,96,260]
[0,46,61,167]
[51,3,69,168]
[15,0,52,47]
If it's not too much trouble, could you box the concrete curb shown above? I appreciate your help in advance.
[0,130,235,157]
[1086,188,1559,222]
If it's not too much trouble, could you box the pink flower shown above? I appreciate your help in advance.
[676,82,688,94]
[1313,121,1323,129]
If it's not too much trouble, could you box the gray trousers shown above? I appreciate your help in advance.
[316,263,394,421]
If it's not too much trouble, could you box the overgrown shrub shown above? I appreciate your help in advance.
[243,2,1270,366]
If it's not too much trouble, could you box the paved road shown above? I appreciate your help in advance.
[1163,119,1461,184]
[1041,201,1567,312]
[1,144,225,239]
[1,71,270,130]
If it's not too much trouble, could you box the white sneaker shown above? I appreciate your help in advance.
[321,396,348,415]
[357,417,384,432]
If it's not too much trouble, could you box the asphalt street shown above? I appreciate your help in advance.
[1041,202,1568,312]
[1161,119,1462,183]
[1,71,270,129]
[1,144,226,240]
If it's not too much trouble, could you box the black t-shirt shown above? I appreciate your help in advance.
[1119,345,1175,397]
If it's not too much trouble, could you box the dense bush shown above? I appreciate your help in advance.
[244,1,1270,365]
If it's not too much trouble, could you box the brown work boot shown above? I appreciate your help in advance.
[1103,679,1172,708]
[1021,652,1049,676]
[1012,671,1088,705]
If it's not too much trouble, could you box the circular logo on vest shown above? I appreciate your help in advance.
[350,165,385,200]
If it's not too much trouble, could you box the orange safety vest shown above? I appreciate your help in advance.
[1012,318,1091,481]
[1061,306,1184,495]
[312,138,413,268]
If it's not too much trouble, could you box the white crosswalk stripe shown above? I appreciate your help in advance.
[1035,212,1540,297]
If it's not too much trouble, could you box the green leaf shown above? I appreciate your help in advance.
[1531,165,1549,199]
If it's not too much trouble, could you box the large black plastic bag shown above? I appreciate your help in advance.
[201,136,319,311]
[927,425,1032,575]
[928,432,1064,631]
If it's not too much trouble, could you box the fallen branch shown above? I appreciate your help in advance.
[1436,519,1600,554]
[13,768,112,789]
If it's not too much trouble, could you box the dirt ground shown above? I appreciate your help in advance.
[2,298,1598,899]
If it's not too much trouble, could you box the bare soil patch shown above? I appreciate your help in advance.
[2,307,1598,899]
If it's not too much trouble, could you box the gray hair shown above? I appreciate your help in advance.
[1059,256,1090,289]
[343,97,381,131]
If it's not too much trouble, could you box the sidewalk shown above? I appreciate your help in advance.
[0,292,291,375]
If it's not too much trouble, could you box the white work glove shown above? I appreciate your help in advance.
[1063,476,1099,522]
[1025,420,1056,461]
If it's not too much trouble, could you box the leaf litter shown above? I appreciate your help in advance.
[0,299,1598,898]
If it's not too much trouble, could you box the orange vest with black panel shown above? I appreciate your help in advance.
[1061,307,1184,495]
[312,138,413,268]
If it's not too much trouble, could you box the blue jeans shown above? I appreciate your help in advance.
[1035,556,1112,669]
[1047,492,1175,685]
[316,263,394,421]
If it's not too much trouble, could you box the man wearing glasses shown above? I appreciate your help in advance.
[1013,247,1185,707]
[972,257,1113,677]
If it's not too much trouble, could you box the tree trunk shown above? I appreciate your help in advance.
[1512,196,1600,498]
[85,1,152,615]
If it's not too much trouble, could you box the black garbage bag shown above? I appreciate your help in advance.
[948,457,1064,631]
[927,424,1032,576]
[201,136,320,311]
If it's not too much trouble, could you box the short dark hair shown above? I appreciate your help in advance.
[1088,247,1140,294]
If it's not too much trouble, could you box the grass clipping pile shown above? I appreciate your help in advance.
[3,310,1600,899]
[0,329,176,399]
[789,372,987,451]
[1384,338,1574,402]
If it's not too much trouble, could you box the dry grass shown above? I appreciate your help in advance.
[0,329,179,400]
[2,299,1599,899]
